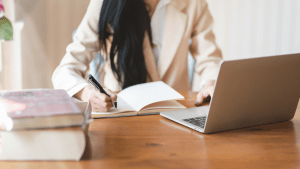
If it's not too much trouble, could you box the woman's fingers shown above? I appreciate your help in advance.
[195,92,207,106]
[207,86,214,96]
[93,98,113,108]
[92,93,113,109]
[90,99,110,112]
[80,85,114,112]
[195,81,215,107]
[93,91,111,102]
[105,89,118,107]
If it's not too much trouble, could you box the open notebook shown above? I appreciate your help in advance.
[92,81,186,118]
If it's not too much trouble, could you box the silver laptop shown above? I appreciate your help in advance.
[160,53,300,133]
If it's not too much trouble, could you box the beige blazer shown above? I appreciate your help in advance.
[52,0,222,96]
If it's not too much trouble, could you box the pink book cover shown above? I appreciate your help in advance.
[0,89,82,119]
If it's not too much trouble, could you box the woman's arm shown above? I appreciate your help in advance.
[189,0,223,105]
[52,0,103,97]
[52,0,117,111]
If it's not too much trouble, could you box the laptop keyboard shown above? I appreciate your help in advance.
[183,116,207,128]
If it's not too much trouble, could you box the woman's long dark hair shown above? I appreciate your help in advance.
[98,0,153,89]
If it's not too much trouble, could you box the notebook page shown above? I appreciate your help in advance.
[140,100,186,111]
[118,81,184,111]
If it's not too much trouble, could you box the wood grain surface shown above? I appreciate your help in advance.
[1,91,300,169]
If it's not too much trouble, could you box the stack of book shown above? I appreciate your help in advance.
[0,89,91,161]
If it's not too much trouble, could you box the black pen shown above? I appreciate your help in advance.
[87,74,117,108]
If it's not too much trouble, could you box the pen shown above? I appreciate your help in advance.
[87,74,117,108]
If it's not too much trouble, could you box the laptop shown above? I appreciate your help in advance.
[160,53,300,133]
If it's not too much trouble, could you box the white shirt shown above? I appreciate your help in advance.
[150,0,214,90]
[150,0,171,69]
[70,0,171,96]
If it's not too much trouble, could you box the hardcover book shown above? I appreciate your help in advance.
[0,89,84,130]
[0,101,92,161]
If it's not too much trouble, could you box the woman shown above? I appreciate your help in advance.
[52,0,222,112]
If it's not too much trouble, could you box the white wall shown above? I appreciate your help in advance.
[0,0,90,90]
[1,0,299,89]
[20,0,91,89]
[207,0,300,60]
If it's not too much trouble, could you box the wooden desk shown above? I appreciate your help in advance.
[1,92,300,169]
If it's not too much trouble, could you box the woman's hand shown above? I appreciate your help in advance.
[195,80,215,106]
[75,85,117,112]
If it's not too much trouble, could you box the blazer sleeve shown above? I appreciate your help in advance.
[52,0,103,97]
[189,0,223,91]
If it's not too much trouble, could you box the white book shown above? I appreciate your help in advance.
[0,101,92,161]
[92,81,186,118]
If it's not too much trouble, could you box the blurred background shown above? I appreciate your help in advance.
[0,0,299,90]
